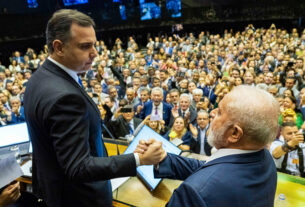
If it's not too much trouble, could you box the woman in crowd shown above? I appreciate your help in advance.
[279,95,304,128]
[163,116,194,151]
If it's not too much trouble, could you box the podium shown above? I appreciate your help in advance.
[113,177,182,207]
[17,138,305,207]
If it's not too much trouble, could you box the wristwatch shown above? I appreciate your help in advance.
[281,142,295,152]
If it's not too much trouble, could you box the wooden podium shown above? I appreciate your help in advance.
[17,138,305,207]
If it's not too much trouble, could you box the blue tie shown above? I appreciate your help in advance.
[129,122,134,135]
[78,77,84,88]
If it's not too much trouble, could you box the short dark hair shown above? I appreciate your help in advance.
[281,121,297,128]
[46,9,95,54]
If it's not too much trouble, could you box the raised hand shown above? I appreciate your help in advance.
[288,132,304,148]
[137,105,143,114]
[189,124,198,138]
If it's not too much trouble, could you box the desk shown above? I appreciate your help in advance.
[17,140,305,207]
[276,172,305,207]
[113,177,182,207]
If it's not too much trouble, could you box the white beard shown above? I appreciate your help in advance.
[207,122,230,148]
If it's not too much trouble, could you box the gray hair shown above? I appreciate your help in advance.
[225,85,280,145]
[192,89,203,96]
[46,9,95,54]
[180,93,191,102]
[151,87,163,95]
[140,87,150,94]
[9,96,21,103]
[197,110,209,117]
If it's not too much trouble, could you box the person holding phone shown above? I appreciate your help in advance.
[108,105,142,139]
[270,121,305,177]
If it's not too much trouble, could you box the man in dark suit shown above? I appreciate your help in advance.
[190,110,212,155]
[140,87,172,126]
[23,9,164,207]
[138,86,280,207]
[108,105,142,138]
[170,93,197,127]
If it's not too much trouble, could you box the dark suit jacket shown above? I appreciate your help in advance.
[10,106,25,123]
[155,150,277,207]
[107,115,142,138]
[190,125,212,156]
[24,59,137,207]
[140,101,172,126]
[203,85,217,104]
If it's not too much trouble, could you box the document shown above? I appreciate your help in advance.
[0,155,23,188]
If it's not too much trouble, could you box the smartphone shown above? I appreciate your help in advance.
[121,108,132,113]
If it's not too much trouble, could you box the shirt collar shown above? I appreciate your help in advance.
[206,148,260,163]
[153,102,163,109]
[48,57,79,84]
[181,108,189,114]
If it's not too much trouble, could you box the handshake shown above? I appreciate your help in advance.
[134,139,167,166]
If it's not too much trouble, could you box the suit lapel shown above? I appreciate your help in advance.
[42,59,101,115]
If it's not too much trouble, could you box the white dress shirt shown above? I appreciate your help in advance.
[48,57,79,84]
[152,102,163,120]
[206,148,260,163]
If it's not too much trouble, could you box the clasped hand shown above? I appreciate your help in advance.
[134,139,167,165]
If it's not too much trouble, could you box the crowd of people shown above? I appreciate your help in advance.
[1,23,305,177]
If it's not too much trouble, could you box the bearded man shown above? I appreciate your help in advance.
[137,85,280,207]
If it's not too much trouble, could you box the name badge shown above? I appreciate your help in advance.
[292,159,299,165]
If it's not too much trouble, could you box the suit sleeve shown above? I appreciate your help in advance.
[166,182,207,207]
[46,94,136,182]
[154,153,205,180]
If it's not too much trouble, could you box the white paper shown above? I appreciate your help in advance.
[20,160,32,177]
[111,177,130,192]
[0,155,24,188]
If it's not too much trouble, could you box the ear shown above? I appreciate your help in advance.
[227,124,243,144]
[52,40,65,57]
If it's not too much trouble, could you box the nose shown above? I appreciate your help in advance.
[91,46,98,59]
[210,108,218,119]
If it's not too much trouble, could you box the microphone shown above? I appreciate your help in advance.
[101,123,120,155]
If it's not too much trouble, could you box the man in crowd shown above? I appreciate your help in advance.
[189,110,212,155]
[169,88,180,109]
[191,89,203,110]
[9,97,25,124]
[270,122,305,177]
[140,87,172,126]
[170,93,197,126]
[134,87,150,117]
[126,87,139,107]
[279,77,300,98]
[108,105,142,138]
